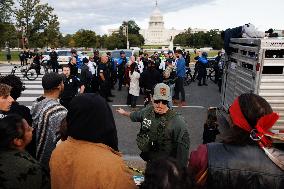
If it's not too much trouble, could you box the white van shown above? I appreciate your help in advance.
[221,38,284,135]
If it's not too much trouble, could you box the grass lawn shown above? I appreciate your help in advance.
[0,50,21,62]
[189,50,218,62]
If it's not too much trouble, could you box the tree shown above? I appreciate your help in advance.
[73,29,97,48]
[0,0,16,48]
[0,23,18,48]
[173,27,223,49]
[0,0,14,23]
[96,34,108,49]
[120,20,141,35]
[173,33,188,46]
[105,33,125,50]
[118,20,144,48]
[206,29,223,49]
[15,0,60,48]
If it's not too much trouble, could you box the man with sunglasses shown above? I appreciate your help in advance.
[116,83,190,167]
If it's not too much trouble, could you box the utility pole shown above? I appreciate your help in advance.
[126,21,129,49]
[123,21,129,49]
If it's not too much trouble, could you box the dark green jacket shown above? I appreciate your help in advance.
[130,106,190,166]
[0,149,50,189]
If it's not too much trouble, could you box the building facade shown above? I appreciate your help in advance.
[139,2,185,46]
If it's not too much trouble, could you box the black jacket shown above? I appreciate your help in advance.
[140,68,162,90]
[207,143,284,189]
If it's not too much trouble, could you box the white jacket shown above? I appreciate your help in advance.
[129,71,140,96]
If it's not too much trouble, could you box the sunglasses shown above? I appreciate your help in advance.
[154,100,168,105]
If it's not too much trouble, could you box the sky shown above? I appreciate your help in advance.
[42,0,284,35]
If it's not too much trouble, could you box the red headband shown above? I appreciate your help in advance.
[229,97,279,147]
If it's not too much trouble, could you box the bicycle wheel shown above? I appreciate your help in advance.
[25,68,38,80]
[184,76,191,86]
[207,68,215,81]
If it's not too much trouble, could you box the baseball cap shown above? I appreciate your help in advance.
[42,72,63,90]
[120,50,125,54]
[153,83,171,101]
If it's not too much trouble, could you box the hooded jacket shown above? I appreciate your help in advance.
[31,96,67,168]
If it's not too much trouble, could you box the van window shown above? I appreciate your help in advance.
[57,51,71,56]
[262,66,283,74]
[265,50,284,58]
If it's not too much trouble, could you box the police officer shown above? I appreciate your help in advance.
[49,48,59,73]
[117,50,128,91]
[106,52,117,90]
[60,65,84,110]
[116,83,190,167]
[68,50,79,77]
[99,54,113,102]
[80,57,93,93]
[197,52,209,86]
[32,49,41,75]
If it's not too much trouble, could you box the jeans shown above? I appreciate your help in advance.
[168,83,175,109]
[174,77,185,101]
[130,94,138,108]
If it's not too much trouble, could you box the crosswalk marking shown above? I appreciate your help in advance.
[22,90,43,94]
[1,65,46,107]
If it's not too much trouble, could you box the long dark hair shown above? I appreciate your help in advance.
[140,157,193,189]
[222,93,273,145]
[130,62,137,75]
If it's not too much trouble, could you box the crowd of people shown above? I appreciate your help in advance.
[0,47,283,189]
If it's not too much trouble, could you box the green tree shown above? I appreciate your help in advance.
[105,33,125,50]
[0,0,16,48]
[58,34,74,48]
[15,0,60,48]
[0,0,14,23]
[119,20,144,47]
[73,29,97,48]
[206,29,223,49]
[0,23,18,48]
[173,27,223,49]
[96,34,108,49]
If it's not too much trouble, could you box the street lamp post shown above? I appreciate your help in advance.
[123,21,129,49]
[126,22,129,49]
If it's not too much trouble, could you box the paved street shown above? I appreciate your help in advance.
[0,64,223,166]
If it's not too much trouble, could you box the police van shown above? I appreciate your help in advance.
[221,37,284,136]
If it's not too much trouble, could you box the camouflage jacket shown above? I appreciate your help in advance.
[130,106,190,166]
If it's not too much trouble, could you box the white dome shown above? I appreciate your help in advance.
[151,7,162,17]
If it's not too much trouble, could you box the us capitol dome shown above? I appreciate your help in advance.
[139,1,185,46]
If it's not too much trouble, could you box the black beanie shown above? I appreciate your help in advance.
[67,93,118,151]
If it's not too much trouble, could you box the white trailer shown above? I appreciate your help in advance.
[221,38,284,135]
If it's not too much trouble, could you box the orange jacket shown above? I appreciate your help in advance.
[50,137,137,189]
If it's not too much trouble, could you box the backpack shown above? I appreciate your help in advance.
[163,65,173,79]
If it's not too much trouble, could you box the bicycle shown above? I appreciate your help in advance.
[41,60,52,74]
[10,63,38,80]
[207,59,216,82]
[184,67,193,86]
